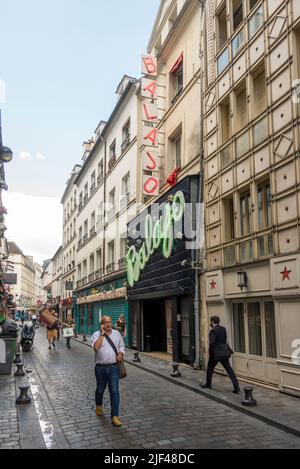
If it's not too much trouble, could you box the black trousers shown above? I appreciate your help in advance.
[206,356,239,389]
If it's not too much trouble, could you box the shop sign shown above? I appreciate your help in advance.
[141,54,161,196]
[126,191,185,287]
[77,287,127,305]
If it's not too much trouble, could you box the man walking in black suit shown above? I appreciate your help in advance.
[201,316,241,394]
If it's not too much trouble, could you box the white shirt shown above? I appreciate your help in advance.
[92,329,125,365]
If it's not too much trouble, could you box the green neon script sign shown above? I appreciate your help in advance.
[126,191,186,287]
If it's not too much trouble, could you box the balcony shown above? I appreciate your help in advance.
[107,207,116,221]
[121,134,131,153]
[94,269,103,280]
[108,154,116,171]
[118,258,126,270]
[106,263,115,275]
[97,173,104,185]
[88,272,95,283]
[81,277,87,286]
[120,193,130,210]
[90,226,96,237]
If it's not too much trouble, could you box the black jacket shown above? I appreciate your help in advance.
[209,325,227,356]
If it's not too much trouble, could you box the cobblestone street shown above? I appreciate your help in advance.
[1,327,300,450]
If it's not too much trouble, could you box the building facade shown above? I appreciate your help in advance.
[8,242,36,310]
[126,0,203,365]
[203,0,300,395]
[73,76,141,343]
[61,165,81,320]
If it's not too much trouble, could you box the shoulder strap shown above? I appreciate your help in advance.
[104,333,118,357]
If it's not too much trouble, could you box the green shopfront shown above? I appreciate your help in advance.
[74,277,129,346]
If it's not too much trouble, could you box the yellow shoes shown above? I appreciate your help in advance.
[95,406,103,416]
[112,416,122,427]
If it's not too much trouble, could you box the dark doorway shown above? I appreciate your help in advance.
[143,300,167,352]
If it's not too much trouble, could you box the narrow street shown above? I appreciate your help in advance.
[9,327,300,450]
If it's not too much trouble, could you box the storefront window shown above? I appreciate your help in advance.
[233,303,246,353]
[247,302,262,356]
[265,302,277,359]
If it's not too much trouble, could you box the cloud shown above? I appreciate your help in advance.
[19,152,31,160]
[3,192,62,265]
[36,152,46,160]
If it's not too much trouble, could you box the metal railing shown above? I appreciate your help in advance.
[94,269,102,280]
[118,258,126,270]
[106,263,115,274]
[121,134,131,153]
[97,173,104,185]
[108,154,116,171]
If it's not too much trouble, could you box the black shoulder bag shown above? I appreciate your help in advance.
[104,333,127,379]
[213,331,234,361]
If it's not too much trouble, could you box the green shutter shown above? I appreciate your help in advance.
[102,300,129,346]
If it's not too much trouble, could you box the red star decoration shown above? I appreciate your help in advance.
[280,267,292,281]
[210,280,217,290]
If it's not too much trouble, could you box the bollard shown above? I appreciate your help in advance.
[14,363,25,377]
[82,334,87,342]
[242,386,257,407]
[171,363,182,378]
[14,352,22,365]
[145,335,151,353]
[16,384,31,405]
[133,352,141,363]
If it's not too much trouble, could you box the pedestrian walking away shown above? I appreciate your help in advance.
[46,309,58,350]
[92,315,125,427]
[54,313,61,341]
[201,316,241,394]
[62,312,75,349]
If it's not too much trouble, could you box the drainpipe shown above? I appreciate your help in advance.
[100,136,107,277]
[193,0,205,370]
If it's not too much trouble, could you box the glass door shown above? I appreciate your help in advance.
[232,300,279,385]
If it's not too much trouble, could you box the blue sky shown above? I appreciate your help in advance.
[0,0,160,262]
[1,0,160,197]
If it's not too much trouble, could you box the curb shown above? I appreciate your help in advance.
[72,337,300,439]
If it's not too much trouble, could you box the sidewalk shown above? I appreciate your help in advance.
[73,334,300,439]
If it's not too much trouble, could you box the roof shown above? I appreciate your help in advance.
[8,241,24,256]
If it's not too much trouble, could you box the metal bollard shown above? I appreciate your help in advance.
[82,334,87,342]
[242,386,257,407]
[14,352,22,364]
[171,363,182,378]
[14,363,25,377]
[16,384,31,405]
[133,352,141,363]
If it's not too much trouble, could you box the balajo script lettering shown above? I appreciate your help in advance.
[126,191,185,287]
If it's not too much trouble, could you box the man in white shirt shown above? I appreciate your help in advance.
[92,315,125,427]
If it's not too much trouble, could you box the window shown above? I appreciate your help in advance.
[169,5,177,31]
[83,220,88,240]
[252,67,267,118]
[108,189,116,220]
[122,173,130,196]
[217,5,227,51]
[109,140,116,160]
[120,237,127,259]
[96,249,102,270]
[232,0,243,32]
[218,48,229,75]
[258,183,271,230]
[240,191,252,236]
[220,97,231,143]
[79,192,83,206]
[249,0,259,10]
[234,82,248,132]
[79,227,82,242]
[82,260,87,277]
[108,241,115,264]
[253,117,268,146]
[89,254,94,274]
[98,160,104,178]
[78,264,82,280]
[249,5,263,38]
[171,55,184,100]
[174,135,182,168]
[122,120,131,151]
[91,212,96,235]
[236,130,250,158]
[84,183,88,202]
[223,197,235,241]
[232,29,244,57]
[91,171,96,190]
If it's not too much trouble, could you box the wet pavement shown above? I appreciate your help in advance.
[1,327,300,449]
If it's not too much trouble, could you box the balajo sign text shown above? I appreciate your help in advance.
[126,191,185,287]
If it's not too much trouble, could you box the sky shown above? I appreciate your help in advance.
[0,0,160,264]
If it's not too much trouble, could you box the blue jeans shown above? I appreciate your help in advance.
[95,364,120,417]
